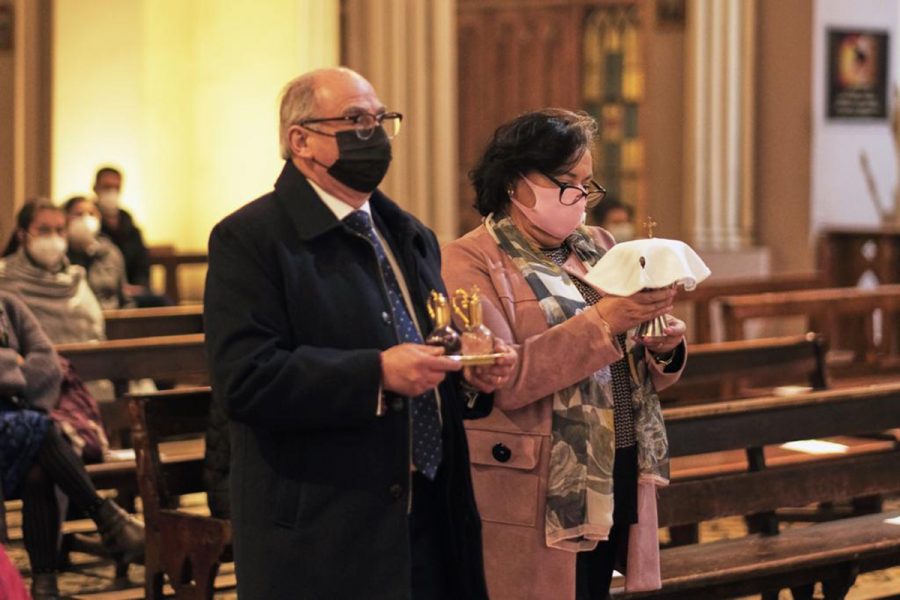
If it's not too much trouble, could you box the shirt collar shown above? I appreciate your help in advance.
[307,179,372,222]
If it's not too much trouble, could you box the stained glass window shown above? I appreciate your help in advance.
[583,4,643,224]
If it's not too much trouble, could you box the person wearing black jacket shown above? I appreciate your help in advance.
[203,67,516,600]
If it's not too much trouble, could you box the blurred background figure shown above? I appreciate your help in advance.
[593,196,636,243]
[0,201,104,344]
[64,196,131,310]
[93,167,169,307]
[0,290,143,600]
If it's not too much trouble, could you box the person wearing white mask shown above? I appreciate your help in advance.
[594,197,636,243]
[64,196,131,309]
[0,201,104,344]
[442,109,688,600]
[92,166,155,303]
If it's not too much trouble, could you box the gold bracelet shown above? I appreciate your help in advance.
[652,349,675,366]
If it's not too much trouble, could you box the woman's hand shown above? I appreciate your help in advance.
[639,314,686,355]
[462,338,518,393]
[594,287,676,335]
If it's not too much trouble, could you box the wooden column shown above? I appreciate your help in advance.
[0,0,52,243]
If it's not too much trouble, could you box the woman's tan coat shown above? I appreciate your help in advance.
[442,224,685,600]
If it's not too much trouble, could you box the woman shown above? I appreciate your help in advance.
[442,109,687,600]
[64,196,131,309]
[0,290,142,599]
[0,201,105,343]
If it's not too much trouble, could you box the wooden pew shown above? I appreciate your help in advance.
[718,284,900,374]
[679,271,825,343]
[147,245,207,305]
[56,333,208,395]
[104,305,204,340]
[50,334,209,574]
[662,333,828,406]
[129,387,231,600]
[616,383,900,599]
[55,333,208,453]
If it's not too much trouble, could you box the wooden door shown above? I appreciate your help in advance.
[457,0,584,233]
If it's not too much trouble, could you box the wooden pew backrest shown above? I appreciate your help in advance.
[104,305,204,340]
[55,333,208,385]
[662,333,828,405]
[658,383,900,528]
[679,271,825,343]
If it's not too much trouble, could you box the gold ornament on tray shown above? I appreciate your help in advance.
[452,287,495,356]
[425,291,462,354]
[424,286,501,366]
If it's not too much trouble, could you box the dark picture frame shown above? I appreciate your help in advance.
[827,29,889,120]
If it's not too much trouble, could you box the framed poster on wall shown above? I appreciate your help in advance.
[827,29,889,120]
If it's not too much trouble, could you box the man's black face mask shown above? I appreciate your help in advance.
[325,126,393,193]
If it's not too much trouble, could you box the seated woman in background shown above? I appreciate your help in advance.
[64,196,132,309]
[0,200,104,343]
[0,290,142,600]
[442,109,686,600]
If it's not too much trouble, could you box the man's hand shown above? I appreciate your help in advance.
[381,343,462,397]
[462,338,517,394]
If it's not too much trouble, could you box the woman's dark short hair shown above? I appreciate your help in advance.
[470,108,598,217]
[63,195,89,213]
[3,198,61,257]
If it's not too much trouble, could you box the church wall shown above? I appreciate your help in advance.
[51,0,339,258]
[810,0,900,235]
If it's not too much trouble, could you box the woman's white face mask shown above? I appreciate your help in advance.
[27,234,68,270]
[67,215,101,248]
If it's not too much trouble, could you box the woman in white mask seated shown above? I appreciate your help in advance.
[64,196,131,309]
[442,109,687,600]
[0,200,104,343]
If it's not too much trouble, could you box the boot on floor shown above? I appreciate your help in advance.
[93,498,145,564]
[30,571,61,600]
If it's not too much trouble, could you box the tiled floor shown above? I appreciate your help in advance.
[5,495,900,599]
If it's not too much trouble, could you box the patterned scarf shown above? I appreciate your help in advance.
[485,214,669,551]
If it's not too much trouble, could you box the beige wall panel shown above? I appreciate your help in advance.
[755,0,813,272]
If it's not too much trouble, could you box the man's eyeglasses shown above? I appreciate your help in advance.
[298,111,403,140]
[542,172,607,207]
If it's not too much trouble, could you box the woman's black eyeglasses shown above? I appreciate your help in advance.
[542,172,607,207]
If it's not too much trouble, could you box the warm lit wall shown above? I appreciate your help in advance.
[52,0,340,255]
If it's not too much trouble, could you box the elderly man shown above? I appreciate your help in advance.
[204,67,515,599]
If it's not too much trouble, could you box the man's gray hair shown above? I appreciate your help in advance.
[278,73,319,159]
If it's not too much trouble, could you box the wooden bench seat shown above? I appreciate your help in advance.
[670,435,896,479]
[614,383,900,598]
[622,511,900,599]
